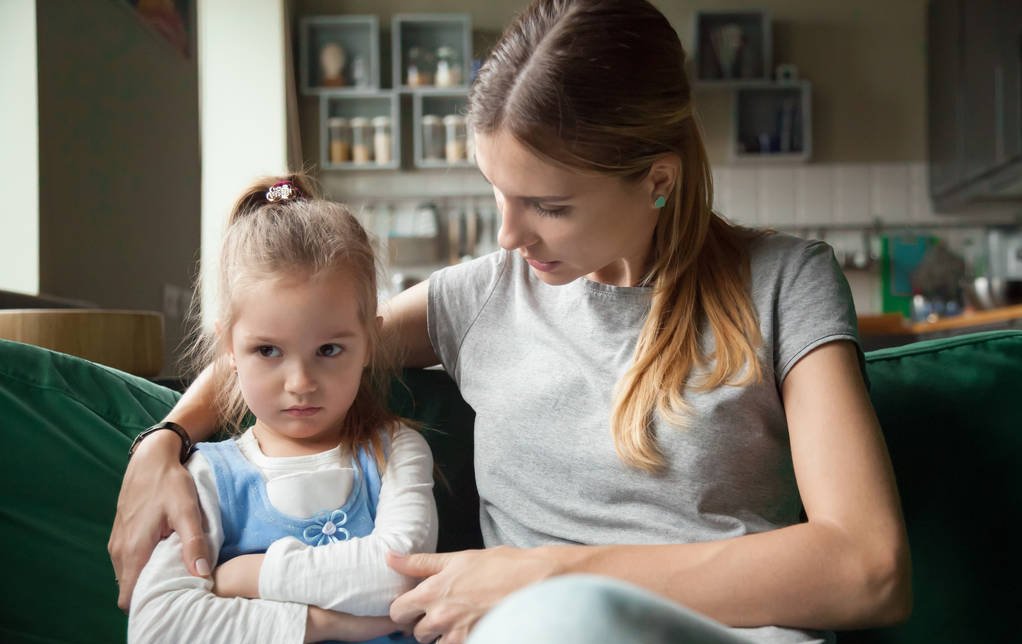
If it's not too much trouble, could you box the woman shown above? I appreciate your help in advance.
[109,1,911,642]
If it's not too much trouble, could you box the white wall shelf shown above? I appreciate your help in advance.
[692,10,772,85]
[733,81,812,162]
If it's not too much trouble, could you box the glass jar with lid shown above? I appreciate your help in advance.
[372,116,393,165]
[327,117,351,164]
[406,46,434,87]
[421,115,444,162]
[443,114,467,163]
[350,117,372,164]
[435,45,462,87]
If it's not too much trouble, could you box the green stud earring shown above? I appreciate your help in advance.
[653,195,667,209]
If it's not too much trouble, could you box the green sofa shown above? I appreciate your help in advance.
[1,330,1019,643]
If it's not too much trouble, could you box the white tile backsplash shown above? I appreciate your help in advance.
[833,165,873,225]
[795,166,834,226]
[727,168,759,226]
[869,164,911,221]
[758,168,797,226]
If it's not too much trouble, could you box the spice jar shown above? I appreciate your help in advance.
[372,116,392,165]
[406,46,433,87]
[435,45,462,87]
[350,117,372,164]
[327,117,351,164]
[443,114,467,162]
[421,115,444,161]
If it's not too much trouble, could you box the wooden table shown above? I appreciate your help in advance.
[0,309,164,377]
[859,304,1022,350]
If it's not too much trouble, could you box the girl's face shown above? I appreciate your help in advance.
[474,128,664,287]
[227,269,371,456]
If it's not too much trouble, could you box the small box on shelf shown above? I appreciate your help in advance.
[413,91,474,169]
[320,92,399,170]
[392,14,472,92]
[300,16,380,94]
[693,10,772,86]
[732,81,811,162]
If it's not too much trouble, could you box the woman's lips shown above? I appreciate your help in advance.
[525,257,560,272]
[284,407,321,417]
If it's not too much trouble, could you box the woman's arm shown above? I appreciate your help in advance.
[381,278,439,368]
[254,426,438,615]
[388,340,911,639]
[109,364,221,610]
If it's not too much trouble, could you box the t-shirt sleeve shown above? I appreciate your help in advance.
[773,240,865,385]
[427,250,508,381]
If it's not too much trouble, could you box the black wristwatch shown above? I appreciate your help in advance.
[128,421,196,464]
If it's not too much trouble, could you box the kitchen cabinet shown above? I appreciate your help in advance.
[927,0,1022,210]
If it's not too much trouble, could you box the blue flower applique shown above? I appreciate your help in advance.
[303,509,350,546]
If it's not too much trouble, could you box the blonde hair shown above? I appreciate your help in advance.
[469,0,766,472]
[185,173,399,466]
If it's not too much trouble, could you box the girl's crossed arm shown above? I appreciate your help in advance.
[128,452,399,643]
[214,425,439,615]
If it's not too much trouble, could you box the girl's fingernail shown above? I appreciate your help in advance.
[195,558,211,576]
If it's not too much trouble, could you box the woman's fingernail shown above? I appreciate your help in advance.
[195,558,211,576]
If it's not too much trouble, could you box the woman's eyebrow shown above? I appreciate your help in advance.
[478,169,573,201]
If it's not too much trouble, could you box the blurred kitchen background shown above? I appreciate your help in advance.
[1,0,1021,375]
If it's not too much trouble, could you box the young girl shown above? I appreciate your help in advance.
[127,175,436,643]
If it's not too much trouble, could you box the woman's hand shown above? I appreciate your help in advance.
[387,546,562,644]
[305,607,402,643]
[108,430,211,611]
[213,553,264,598]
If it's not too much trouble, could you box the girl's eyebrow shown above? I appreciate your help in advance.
[247,330,358,344]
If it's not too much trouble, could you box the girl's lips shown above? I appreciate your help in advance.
[525,258,560,272]
[284,407,321,417]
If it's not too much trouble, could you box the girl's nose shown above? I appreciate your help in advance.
[285,361,317,396]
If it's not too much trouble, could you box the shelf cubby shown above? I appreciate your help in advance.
[320,92,399,171]
[733,81,812,162]
[300,15,380,94]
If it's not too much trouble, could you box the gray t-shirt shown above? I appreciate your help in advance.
[427,232,860,644]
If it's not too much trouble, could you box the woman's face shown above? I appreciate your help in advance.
[474,128,664,287]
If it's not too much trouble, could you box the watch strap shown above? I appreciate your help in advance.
[129,421,195,464]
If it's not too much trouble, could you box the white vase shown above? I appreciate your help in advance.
[320,42,346,87]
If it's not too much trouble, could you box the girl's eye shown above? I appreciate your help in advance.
[533,203,569,217]
[318,343,344,357]
[257,345,281,358]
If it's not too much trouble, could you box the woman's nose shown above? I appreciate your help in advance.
[496,200,535,251]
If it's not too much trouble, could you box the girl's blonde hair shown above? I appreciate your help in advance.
[185,173,399,466]
[469,0,766,472]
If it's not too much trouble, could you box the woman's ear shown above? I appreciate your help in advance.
[646,154,680,206]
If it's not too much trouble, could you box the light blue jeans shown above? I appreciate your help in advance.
[466,574,756,644]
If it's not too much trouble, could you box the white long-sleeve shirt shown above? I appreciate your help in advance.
[128,425,438,643]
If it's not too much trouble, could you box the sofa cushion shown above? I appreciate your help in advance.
[844,329,1022,644]
[0,339,178,643]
